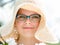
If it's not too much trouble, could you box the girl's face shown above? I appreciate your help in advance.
[15,8,41,37]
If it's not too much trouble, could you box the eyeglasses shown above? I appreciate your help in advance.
[16,14,41,23]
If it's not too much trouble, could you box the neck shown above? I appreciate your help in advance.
[18,35,40,45]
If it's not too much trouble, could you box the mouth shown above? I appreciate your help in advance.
[23,27,34,30]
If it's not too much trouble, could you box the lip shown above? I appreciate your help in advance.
[23,27,34,29]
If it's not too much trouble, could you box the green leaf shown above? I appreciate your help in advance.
[3,42,8,45]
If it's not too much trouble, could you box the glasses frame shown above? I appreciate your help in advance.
[16,14,41,23]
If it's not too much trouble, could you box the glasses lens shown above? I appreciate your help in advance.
[16,14,26,22]
[30,14,41,22]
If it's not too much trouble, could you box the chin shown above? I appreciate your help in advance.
[22,33,34,37]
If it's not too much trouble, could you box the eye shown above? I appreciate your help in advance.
[32,16,39,18]
[19,15,25,18]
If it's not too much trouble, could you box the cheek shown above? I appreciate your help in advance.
[33,22,40,33]
[15,22,24,32]
[33,22,40,34]
[33,22,40,29]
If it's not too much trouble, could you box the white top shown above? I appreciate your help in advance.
[35,43,46,45]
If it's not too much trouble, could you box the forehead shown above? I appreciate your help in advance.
[17,8,38,16]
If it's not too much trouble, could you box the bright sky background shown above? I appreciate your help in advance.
[34,0,60,40]
[0,0,60,40]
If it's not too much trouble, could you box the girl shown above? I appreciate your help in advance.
[0,0,58,45]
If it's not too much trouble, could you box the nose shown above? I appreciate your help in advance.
[25,18,31,24]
